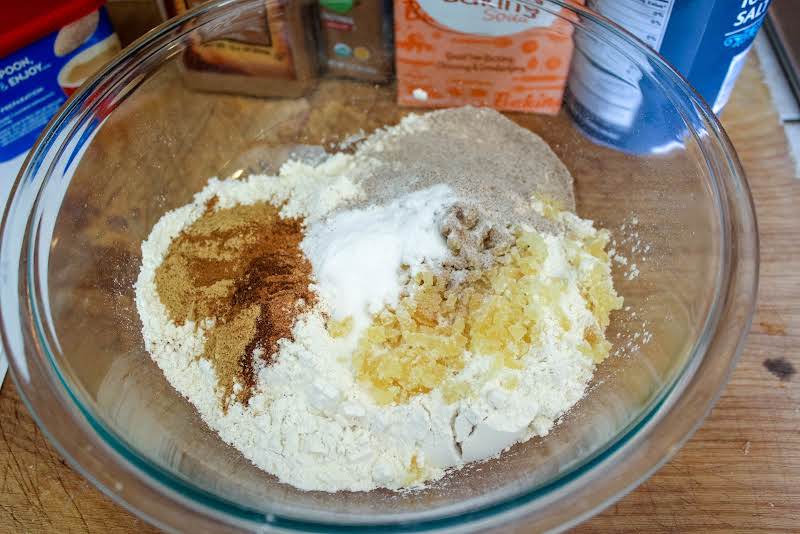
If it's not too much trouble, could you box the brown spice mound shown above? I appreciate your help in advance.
[155,199,314,405]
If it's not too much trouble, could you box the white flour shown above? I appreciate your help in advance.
[135,109,611,492]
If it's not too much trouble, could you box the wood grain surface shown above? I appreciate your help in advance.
[0,25,798,534]
[572,55,800,534]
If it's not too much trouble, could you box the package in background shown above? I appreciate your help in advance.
[318,0,394,82]
[159,0,318,98]
[394,0,579,113]
[0,2,119,169]
[0,0,119,383]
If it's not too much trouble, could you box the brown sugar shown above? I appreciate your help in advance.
[155,198,314,405]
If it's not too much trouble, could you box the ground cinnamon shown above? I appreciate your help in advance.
[155,198,314,405]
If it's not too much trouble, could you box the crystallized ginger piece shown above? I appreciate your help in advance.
[349,226,623,405]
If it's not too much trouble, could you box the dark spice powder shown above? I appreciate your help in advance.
[155,198,315,405]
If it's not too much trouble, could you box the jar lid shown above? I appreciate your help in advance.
[0,0,105,58]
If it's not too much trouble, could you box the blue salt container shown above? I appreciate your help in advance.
[565,0,772,154]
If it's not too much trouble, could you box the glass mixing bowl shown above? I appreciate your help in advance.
[0,1,758,531]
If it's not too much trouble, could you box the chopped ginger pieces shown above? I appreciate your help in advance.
[328,316,353,338]
[344,224,622,405]
[531,193,565,220]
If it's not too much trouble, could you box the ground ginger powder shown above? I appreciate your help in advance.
[155,199,315,405]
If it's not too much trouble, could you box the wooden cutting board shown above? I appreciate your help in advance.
[0,48,797,534]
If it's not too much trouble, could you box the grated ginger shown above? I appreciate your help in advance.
[347,225,623,405]
[530,193,565,220]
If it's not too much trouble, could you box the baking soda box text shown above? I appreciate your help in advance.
[395,0,579,114]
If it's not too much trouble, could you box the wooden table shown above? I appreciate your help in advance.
[0,52,798,533]
[573,56,800,533]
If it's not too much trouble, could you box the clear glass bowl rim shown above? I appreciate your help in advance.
[0,0,759,532]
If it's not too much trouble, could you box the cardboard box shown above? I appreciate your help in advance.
[395,0,579,113]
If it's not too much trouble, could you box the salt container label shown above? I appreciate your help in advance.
[566,0,771,153]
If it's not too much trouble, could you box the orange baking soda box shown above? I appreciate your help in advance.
[395,0,581,114]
